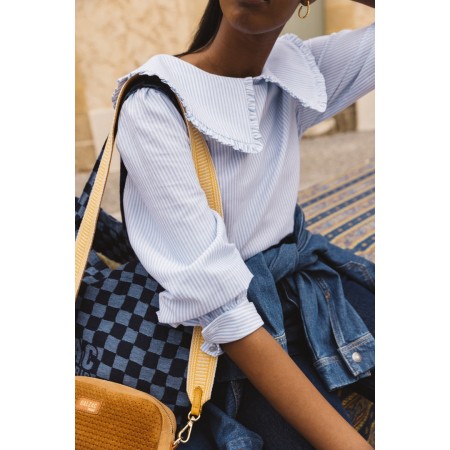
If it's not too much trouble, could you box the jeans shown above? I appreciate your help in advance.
[184,274,375,450]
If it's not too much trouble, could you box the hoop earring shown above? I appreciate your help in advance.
[298,0,310,19]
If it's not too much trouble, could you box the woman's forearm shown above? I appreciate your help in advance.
[222,327,373,450]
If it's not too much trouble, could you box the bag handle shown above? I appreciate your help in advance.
[75,74,220,442]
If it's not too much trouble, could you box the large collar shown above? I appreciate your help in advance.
[112,33,327,154]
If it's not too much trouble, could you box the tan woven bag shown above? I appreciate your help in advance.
[76,377,177,449]
[75,74,222,449]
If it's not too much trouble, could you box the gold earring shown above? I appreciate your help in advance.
[298,0,310,19]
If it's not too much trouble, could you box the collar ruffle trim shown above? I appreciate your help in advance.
[112,33,327,154]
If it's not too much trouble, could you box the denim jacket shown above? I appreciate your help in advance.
[217,204,375,390]
[185,204,375,449]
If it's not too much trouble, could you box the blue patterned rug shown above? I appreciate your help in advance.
[298,160,375,446]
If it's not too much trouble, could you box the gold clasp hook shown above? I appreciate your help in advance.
[173,413,201,447]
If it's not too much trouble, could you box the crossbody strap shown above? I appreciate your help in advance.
[74,74,220,441]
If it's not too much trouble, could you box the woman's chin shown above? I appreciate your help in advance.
[221,0,298,36]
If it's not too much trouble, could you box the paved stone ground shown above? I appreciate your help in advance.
[299,130,374,190]
[75,130,374,220]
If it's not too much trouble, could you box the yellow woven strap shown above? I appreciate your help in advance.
[181,114,221,417]
[75,75,219,420]
[188,123,223,217]
[75,73,142,298]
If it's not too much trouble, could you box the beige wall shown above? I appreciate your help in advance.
[75,0,207,171]
[76,50,96,171]
[76,0,207,112]
[324,0,374,33]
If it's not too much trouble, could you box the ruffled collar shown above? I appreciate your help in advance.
[112,33,327,154]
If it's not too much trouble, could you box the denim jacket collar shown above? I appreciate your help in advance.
[112,34,327,154]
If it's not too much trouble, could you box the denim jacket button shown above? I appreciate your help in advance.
[352,351,362,363]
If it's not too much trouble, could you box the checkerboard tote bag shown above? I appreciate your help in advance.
[75,74,221,449]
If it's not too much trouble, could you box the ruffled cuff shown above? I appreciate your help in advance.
[166,294,264,357]
[200,299,264,357]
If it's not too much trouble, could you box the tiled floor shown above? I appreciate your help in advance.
[75,130,375,220]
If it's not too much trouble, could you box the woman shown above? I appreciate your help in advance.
[115,0,375,448]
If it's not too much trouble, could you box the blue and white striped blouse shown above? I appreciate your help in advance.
[114,23,375,357]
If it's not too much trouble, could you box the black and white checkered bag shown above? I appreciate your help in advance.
[75,80,193,425]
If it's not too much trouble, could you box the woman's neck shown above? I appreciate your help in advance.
[180,19,283,78]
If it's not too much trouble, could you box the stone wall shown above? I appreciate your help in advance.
[75,0,207,171]
[76,50,96,171]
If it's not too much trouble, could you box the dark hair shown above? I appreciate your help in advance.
[176,0,222,57]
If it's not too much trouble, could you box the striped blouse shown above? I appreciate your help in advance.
[114,23,375,357]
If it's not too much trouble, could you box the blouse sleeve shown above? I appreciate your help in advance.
[116,87,263,356]
[297,23,375,134]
